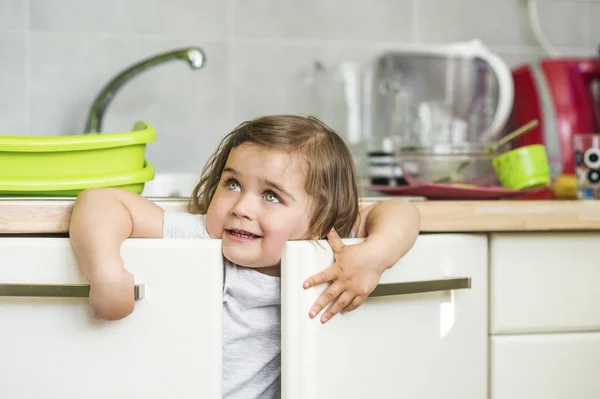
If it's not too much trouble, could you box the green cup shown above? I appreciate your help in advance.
[492,144,551,190]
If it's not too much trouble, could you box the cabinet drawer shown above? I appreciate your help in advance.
[491,333,600,399]
[0,238,223,398]
[282,234,488,399]
[490,233,600,334]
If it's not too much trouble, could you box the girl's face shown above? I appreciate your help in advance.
[205,143,311,276]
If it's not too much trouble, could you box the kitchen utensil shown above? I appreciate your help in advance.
[512,59,600,177]
[367,39,514,149]
[434,119,539,183]
[0,120,155,178]
[487,120,540,153]
[492,144,550,190]
[397,142,497,186]
[0,160,154,196]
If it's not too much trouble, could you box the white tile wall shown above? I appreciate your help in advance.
[537,0,591,47]
[590,3,600,49]
[0,0,25,31]
[30,0,227,39]
[0,0,597,172]
[0,33,26,136]
[418,0,539,46]
[232,0,414,41]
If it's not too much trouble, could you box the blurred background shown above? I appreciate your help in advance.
[0,0,596,196]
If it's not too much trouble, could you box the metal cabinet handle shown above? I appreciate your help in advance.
[369,277,470,298]
[0,283,145,300]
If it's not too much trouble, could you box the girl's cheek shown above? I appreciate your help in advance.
[264,219,293,236]
[205,206,223,239]
[205,215,216,238]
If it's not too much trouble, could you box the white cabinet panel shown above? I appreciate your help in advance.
[281,234,488,399]
[490,233,600,334]
[491,333,600,399]
[0,238,223,399]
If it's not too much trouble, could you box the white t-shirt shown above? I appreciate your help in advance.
[163,211,281,399]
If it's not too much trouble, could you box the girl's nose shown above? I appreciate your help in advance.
[230,195,255,220]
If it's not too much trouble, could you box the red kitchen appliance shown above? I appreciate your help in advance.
[511,59,600,177]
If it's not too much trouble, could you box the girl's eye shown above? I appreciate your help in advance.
[264,191,281,203]
[225,179,240,191]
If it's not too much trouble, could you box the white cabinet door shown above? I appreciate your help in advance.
[281,234,488,399]
[0,238,223,399]
[491,333,600,399]
[491,233,600,334]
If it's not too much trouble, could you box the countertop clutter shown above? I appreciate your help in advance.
[1,198,599,234]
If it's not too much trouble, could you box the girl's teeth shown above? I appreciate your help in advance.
[231,230,255,238]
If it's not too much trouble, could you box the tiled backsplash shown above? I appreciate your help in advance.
[0,0,596,173]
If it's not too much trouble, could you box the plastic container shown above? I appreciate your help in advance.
[0,160,155,196]
[492,144,550,190]
[0,121,155,178]
[0,120,156,196]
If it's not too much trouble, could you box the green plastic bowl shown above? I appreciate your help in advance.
[0,121,156,178]
[0,160,155,196]
[492,144,551,190]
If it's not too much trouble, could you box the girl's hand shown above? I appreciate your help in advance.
[302,229,387,324]
[89,268,136,321]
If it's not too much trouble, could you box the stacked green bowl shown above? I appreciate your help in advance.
[0,121,156,196]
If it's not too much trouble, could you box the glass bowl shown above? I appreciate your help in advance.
[396,142,499,186]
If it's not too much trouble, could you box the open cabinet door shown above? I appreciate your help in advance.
[281,235,487,399]
[0,238,223,399]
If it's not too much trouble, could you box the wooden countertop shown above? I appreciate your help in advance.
[1,198,600,234]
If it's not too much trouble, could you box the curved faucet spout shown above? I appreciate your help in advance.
[84,47,206,134]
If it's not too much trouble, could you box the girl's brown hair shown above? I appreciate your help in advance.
[189,115,361,239]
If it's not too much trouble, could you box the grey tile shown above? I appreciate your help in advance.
[312,42,391,64]
[418,0,537,46]
[116,0,227,38]
[548,46,596,57]
[230,41,389,135]
[233,0,413,41]
[488,47,547,69]
[231,42,323,123]
[590,3,600,51]
[495,46,595,62]
[0,33,26,135]
[30,0,227,39]
[30,34,228,173]
[0,0,25,31]
[30,0,121,33]
[536,0,590,48]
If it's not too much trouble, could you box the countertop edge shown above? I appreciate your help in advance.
[1,199,599,234]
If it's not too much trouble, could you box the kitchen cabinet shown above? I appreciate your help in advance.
[3,228,599,399]
[0,234,488,399]
[491,333,600,399]
[281,234,488,399]
[489,233,600,399]
[0,238,223,399]
[490,233,600,334]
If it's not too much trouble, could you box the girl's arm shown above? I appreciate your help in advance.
[69,188,164,320]
[355,198,421,269]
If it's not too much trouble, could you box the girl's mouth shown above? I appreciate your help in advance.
[225,229,261,241]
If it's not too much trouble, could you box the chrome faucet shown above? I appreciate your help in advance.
[83,47,206,134]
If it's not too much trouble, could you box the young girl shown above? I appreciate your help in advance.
[69,115,420,398]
